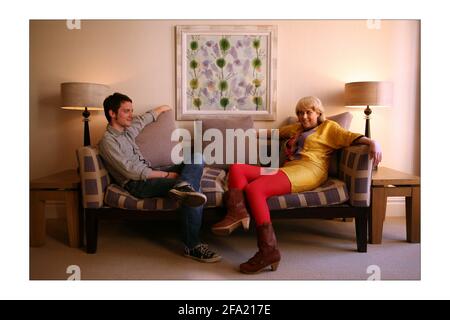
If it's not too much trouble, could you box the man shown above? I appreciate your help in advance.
[99,92,221,263]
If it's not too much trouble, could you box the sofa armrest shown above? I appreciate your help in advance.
[338,145,373,207]
[76,146,111,208]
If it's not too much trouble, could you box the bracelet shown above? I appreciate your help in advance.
[164,172,170,178]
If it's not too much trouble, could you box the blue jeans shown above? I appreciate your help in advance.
[125,159,204,249]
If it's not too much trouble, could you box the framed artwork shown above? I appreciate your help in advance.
[176,25,277,120]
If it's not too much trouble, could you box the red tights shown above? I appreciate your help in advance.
[228,164,292,226]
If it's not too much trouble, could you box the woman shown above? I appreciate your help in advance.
[211,96,382,274]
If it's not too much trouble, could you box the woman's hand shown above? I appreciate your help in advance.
[352,136,382,168]
[369,140,382,167]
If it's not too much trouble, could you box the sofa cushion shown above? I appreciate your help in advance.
[105,184,179,211]
[267,178,349,210]
[328,112,353,129]
[76,146,111,208]
[201,116,255,169]
[135,109,177,168]
[104,167,227,210]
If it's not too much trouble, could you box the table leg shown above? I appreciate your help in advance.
[30,191,46,247]
[406,186,420,243]
[370,187,386,244]
[65,191,80,247]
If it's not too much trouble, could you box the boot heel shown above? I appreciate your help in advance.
[270,262,279,271]
[241,218,250,231]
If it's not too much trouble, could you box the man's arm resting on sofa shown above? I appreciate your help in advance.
[151,105,171,120]
[147,170,179,179]
[127,105,172,138]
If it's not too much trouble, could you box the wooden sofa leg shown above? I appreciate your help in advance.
[85,209,98,254]
[355,209,368,253]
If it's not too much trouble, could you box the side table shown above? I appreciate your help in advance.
[30,169,81,247]
[370,167,420,244]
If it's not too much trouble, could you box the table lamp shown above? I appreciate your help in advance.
[344,81,393,138]
[61,82,110,146]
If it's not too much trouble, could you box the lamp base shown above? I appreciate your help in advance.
[83,107,91,146]
[364,105,372,138]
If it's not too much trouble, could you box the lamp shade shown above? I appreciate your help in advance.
[61,82,110,110]
[344,81,393,108]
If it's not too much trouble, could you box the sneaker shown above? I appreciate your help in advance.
[168,182,207,207]
[184,244,222,263]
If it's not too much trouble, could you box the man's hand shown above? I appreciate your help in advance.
[166,172,179,179]
[152,105,172,118]
[147,170,178,179]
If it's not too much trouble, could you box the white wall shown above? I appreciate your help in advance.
[30,19,420,180]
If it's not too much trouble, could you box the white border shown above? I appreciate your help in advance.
[3,0,450,300]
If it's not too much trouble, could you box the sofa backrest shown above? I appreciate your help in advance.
[76,146,110,208]
[135,111,257,170]
[201,116,255,170]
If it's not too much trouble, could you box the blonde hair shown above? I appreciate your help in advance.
[295,96,326,124]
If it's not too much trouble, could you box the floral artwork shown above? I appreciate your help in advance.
[187,35,267,111]
[176,26,277,120]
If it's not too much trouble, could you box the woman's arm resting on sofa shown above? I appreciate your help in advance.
[352,136,382,167]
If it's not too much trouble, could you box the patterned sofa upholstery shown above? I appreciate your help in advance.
[104,167,226,211]
[77,146,371,211]
[76,146,227,210]
[76,115,373,254]
[268,145,374,209]
[77,146,372,254]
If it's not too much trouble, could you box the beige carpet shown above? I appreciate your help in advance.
[30,216,420,280]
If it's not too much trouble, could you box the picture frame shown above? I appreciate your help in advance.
[176,25,277,121]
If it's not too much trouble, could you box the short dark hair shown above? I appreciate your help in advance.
[103,92,132,123]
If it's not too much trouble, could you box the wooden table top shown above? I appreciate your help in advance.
[30,169,80,190]
[372,167,420,186]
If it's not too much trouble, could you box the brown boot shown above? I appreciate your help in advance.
[211,189,250,236]
[239,223,281,274]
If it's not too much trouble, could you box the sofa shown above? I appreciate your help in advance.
[76,110,373,254]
